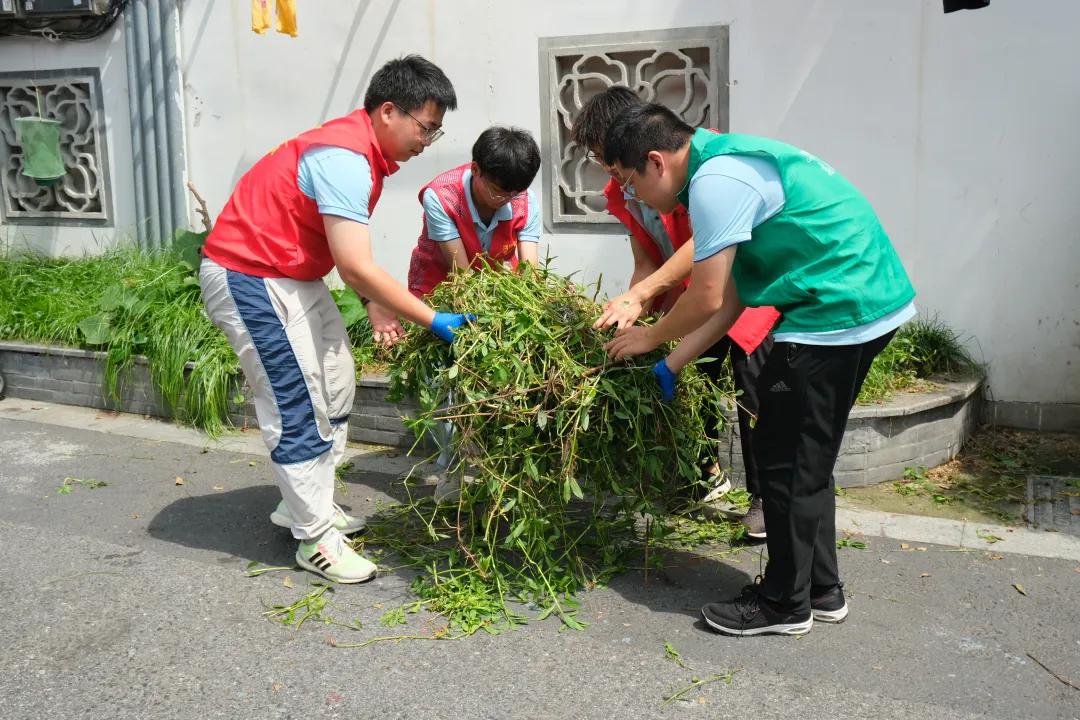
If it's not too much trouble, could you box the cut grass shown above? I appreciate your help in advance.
[377,262,734,634]
[842,428,1080,524]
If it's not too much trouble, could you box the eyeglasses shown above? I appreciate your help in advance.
[482,175,527,204]
[585,151,636,191]
[393,103,444,143]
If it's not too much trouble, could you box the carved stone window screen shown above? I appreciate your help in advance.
[0,68,111,224]
[539,26,729,232]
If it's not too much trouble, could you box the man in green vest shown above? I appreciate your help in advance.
[603,104,916,637]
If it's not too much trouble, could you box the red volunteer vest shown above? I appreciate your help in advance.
[602,131,780,353]
[604,180,692,312]
[408,164,529,297]
[203,109,399,281]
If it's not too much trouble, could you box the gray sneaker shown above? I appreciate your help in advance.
[742,496,766,539]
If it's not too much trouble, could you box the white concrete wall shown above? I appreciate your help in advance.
[0,26,137,255]
[4,0,1077,406]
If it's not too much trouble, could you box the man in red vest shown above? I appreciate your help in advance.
[369,126,540,500]
[199,56,474,584]
[571,87,779,538]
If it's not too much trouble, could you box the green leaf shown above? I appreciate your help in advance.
[568,476,584,500]
[78,313,113,345]
[173,228,209,270]
[560,612,588,631]
[98,284,126,312]
[447,364,459,380]
[506,518,528,544]
[330,287,368,328]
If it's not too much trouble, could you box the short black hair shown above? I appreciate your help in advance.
[363,55,458,114]
[570,85,642,151]
[472,126,541,193]
[602,103,694,172]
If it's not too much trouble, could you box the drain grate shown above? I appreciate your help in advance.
[1026,475,1080,537]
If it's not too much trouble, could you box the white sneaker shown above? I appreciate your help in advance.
[270,500,366,535]
[295,527,376,584]
[701,471,733,504]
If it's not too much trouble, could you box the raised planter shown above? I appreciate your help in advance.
[0,340,981,485]
[0,341,418,448]
[718,377,983,488]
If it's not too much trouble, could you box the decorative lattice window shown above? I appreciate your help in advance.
[0,68,110,224]
[538,26,729,232]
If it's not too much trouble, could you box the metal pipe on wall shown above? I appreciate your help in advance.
[160,0,188,236]
[124,0,188,249]
[129,0,160,248]
[122,6,148,248]
[146,0,173,247]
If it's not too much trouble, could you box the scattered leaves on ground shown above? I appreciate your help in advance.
[57,477,107,494]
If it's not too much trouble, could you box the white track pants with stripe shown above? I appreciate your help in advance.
[200,258,355,540]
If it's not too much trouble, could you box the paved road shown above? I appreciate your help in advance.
[0,406,1077,719]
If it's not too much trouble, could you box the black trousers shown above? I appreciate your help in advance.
[753,330,896,614]
[698,334,773,496]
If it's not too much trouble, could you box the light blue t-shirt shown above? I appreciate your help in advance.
[688,154,915,345]
[297,146,372,224]
[689,154,785,262]
[423,167,540,253]
[625,196,676,260]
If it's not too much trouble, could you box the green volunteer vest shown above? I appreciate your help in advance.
[676,129,915,334]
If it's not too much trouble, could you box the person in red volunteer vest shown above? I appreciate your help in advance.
[365,126,541,319]
[571,86,780,538]
[199,56,474,585]
[370,127,541,500]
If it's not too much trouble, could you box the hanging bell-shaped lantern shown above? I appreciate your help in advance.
[14,116,65,187]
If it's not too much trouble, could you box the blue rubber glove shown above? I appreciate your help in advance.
[652,358,677,403]
[430,312,477,343]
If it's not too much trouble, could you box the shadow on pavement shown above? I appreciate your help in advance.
[146,465,413,567]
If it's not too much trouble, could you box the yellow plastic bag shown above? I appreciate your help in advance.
[251,0,271,34]
[276,0,298,37]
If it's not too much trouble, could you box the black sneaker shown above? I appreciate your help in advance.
[701,585,813,637]
[741,496,766,539]
[810,582,848,623]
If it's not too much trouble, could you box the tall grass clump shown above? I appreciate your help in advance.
[372,262,730,633]
[0,243,240,434]
[858,315,978,403]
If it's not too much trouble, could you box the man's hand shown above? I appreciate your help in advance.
[651,358,677,403]
[594,291,645,331]
[604,324,660,361]
[365,301,405,347]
